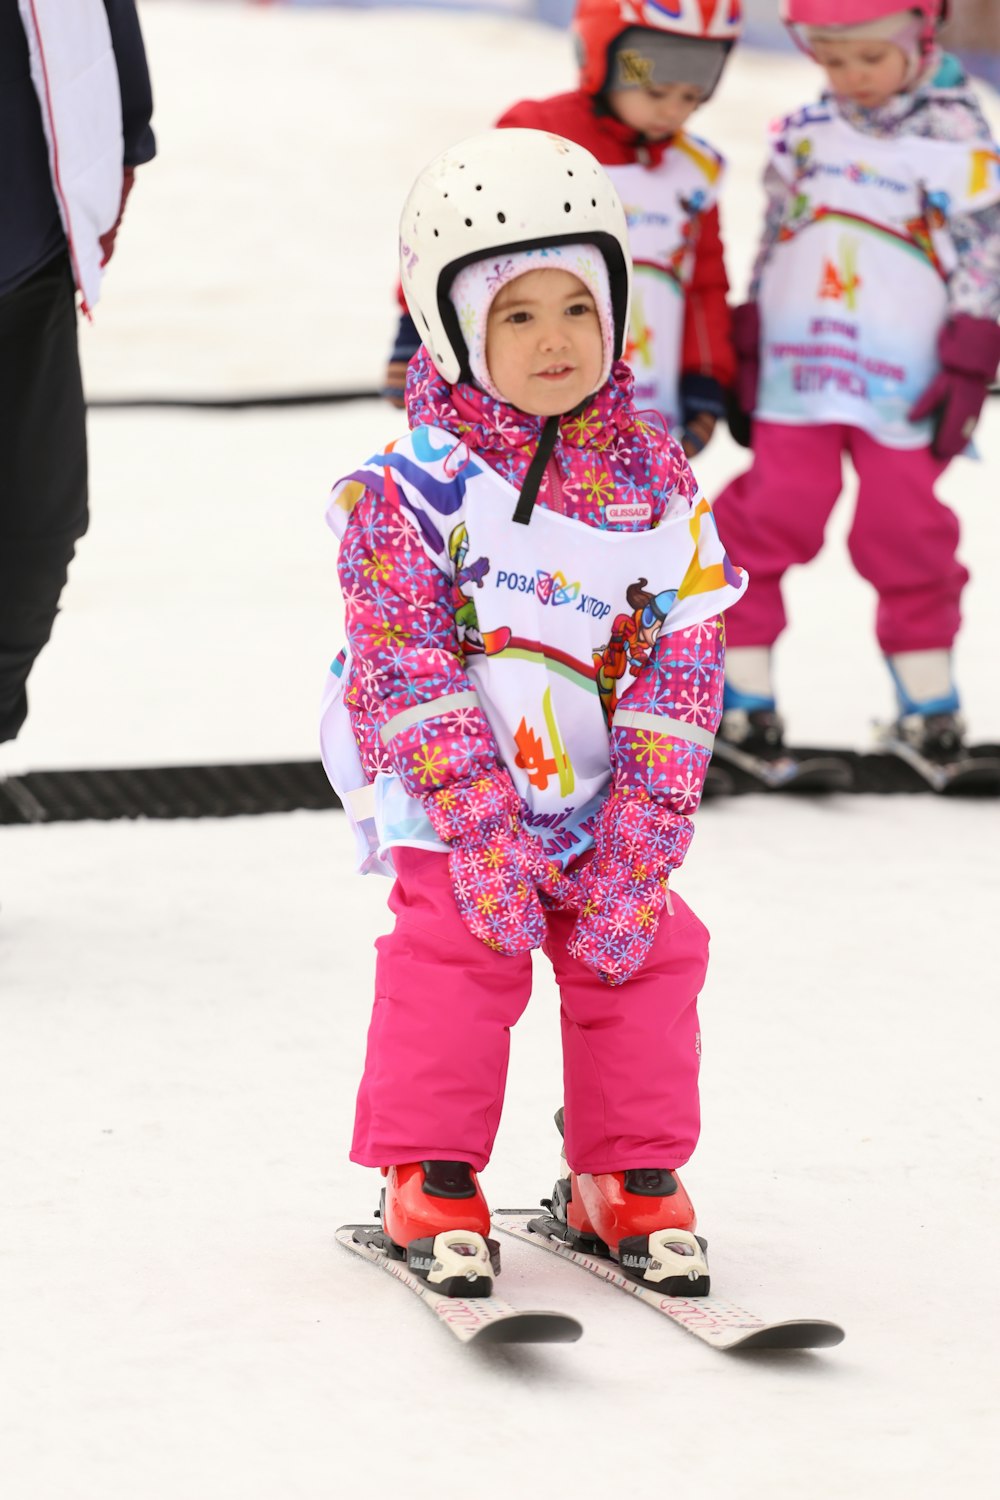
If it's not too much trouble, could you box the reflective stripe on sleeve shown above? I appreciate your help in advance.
[612,708,716,753]
[379,690,481,746]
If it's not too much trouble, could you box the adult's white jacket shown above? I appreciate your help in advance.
[11,0,154,309]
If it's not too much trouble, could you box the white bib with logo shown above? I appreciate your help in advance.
[757,103,1000,447]
[322,425,746,874]
[606,133,725,429]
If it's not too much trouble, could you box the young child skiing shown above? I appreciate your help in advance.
[323,129,746,1299]
[712,0,1000,787]
[384,0,742,461]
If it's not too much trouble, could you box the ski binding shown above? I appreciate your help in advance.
[336,1223,583,1345]
[874,724,1000,795]
[493,1211,844,1353]
[711,738,854,794]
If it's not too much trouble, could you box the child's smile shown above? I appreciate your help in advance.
[485,267,606,416]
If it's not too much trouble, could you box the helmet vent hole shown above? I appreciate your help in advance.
[433,229,439,238]
[564,202,571,212]
[464,218,473,227]
[567,170,574,177]
[475,184,482,191]
[497,211,506,223]
[591,199,597,207]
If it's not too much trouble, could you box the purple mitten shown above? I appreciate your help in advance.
[424,770,556,955]
[908,314,1000,460]
[567,792,694,987]
[731,301,762,418]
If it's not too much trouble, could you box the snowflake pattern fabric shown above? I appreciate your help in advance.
[609,616,725,815]
[568,790,695,987]
[335,351,730,960]
[423,770,557,955]
[338,351,719,823]
[749,60,1000,318]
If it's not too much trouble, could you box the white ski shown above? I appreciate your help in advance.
[336,1224,583,1345]
[493,1212,844,1353]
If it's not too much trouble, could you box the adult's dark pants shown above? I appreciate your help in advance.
[0,253,88,742]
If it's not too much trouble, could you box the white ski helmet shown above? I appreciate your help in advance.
[398,129,632,388]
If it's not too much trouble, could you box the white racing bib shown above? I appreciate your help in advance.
[607,133,725,429]
[322,425,746,873]
[757,103,1000,447]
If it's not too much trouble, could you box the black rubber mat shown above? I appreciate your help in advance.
[702,743,1000,798]
[0,760,341,825]
[4,745,998,826]
[88,388,380,410]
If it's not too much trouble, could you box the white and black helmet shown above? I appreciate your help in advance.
[399,129,632,387]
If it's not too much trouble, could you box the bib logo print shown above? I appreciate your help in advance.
[818,237,862,312]
[535,570,580,607]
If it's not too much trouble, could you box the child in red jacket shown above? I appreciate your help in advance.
[384,0,742,459]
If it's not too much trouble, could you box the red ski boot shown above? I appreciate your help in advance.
[380,1161,500,1297]
[571,1168,710,1296]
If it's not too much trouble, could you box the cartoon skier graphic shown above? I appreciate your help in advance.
[595,576,678,723]
[449,523,511,656]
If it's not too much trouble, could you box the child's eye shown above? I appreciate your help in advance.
[507,310,531,325]
[567,302,593,317]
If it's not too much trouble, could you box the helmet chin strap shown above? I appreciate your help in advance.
[512,414,561,525]
[511,392,596,526]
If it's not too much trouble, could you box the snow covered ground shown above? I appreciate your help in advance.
[2,5,998,1497]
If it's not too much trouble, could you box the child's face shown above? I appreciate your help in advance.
[811,37,910,109]
[607,82,705,142]
[485,268,605,417]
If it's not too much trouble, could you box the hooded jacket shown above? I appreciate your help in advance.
[331,349,743,871]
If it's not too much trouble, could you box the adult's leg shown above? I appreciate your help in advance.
[546,892,710,1174]
[351,846,534,1171]
[0,255,88,742]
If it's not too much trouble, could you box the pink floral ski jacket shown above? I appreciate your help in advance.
[335,348,733,866]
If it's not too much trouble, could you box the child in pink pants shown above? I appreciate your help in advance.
[321,130,746,1299]
[352,848,707,1178]
[715,0,1000,769]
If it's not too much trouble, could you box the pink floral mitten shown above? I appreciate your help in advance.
[568,792,693,986]
[424,770,559,955]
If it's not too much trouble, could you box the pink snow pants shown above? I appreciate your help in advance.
[712,421,968,654]
[350,847,709,1176]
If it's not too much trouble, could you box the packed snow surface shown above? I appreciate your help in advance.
[2,5,998,1498]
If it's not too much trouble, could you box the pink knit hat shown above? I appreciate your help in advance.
[794,8,929,86]
[448,243,615,401]
[804,10,924,47]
